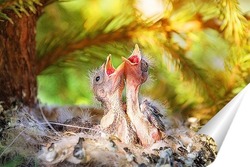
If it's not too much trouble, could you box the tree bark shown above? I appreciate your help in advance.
[0,9,40,106]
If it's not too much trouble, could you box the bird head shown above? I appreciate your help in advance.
[122,44,149,86]
[92,55,125,103]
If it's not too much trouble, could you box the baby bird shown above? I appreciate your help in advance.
[122,45,163,146]
[91,55,137,144]
[140,99,166,132]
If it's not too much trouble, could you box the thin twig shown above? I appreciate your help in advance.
[39,122,102,133]
[39,106,61,137]
[0,129,25,158]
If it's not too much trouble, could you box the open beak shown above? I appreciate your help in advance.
[105,54,125,88]
[122,44,142,66]
[122,44,143,80]
[105,54,116,76]
[105,54,124,76]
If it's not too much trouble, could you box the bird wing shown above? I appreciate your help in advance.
[148,109,166,132]
[148,104,163,117]
[141,104,166,132]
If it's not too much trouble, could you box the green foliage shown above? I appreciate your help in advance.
[36,0,250,120]
[36,0,136,105]
[1,0,250,120]
[0,0,42,23]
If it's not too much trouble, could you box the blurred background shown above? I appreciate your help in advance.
[36,0,250,123]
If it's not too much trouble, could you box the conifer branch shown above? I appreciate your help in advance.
[0,0,16,10]
[36,29,131,74]
[36,15,227,74]
[218,0,248,45]
[36,21,164,74]
[0,0,54,23]
[166,45,217,103]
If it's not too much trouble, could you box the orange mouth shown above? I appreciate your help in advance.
[128,55,140,64]
[105,54,124,77]
[122,44,142,65]
[105,54,116,76]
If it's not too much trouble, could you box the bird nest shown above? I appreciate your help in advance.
[0,102,217,167]
[0,45,217,167]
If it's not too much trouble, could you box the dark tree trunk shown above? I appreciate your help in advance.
[0,9,41,106]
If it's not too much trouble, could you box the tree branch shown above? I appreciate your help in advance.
[36,28,134,74]
[36,15,225,75]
